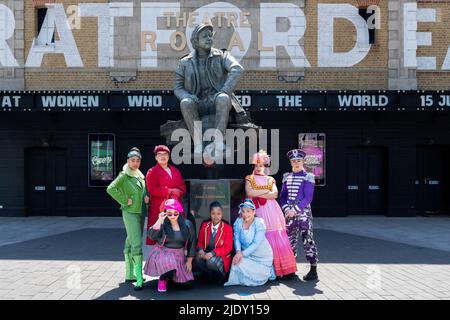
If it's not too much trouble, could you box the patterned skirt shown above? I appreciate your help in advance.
[143,245,194,283]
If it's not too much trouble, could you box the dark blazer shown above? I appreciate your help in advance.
[148,219,197,257]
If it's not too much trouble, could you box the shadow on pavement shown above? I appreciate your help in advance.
[0,228,125,261]
[95,278,279,300]
[95,275,323,300]
[278,274,323,297]
[1,228,450,265]
[303,229,450,264]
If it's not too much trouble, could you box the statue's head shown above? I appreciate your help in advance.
[191,23,214,51]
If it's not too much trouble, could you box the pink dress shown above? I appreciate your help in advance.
[245,174,297,276]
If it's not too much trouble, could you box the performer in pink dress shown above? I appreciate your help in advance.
[244,150,298,278]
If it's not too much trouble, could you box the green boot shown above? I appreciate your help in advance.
[124,253,136,282]
[132,254,144,291]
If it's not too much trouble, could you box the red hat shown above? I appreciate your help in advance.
[154,145,170,155]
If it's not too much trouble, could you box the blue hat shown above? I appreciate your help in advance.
[287,149,306,161]
[238,198,256,214]
[127,148,142,159]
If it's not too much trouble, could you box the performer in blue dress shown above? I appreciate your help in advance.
[280,149,319,281]
[224,199,276,287]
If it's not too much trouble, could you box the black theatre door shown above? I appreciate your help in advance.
[25,147,68,216]
[416,145,450,215]
[137,143,159,175]
[345,146,388,215]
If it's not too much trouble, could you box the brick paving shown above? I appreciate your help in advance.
[0,217,449,300]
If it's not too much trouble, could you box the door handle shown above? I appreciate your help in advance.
[34,186,46,191]
[55,186,67,191]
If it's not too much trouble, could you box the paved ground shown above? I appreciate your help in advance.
[0,216,449,300]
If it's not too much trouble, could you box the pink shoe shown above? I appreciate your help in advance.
[157,279,168,292]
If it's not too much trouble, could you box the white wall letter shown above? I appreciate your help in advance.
[26,4,83,67]
[141,2,180,68]
[403,3,436,70]
[318,4,370,67]
[186,2,251,62]
[259,3,309,68]
[0,4,19,67]
[79,2,133,67]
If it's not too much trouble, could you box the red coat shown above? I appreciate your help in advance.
[145,164,186,245]
[196,220,233,273]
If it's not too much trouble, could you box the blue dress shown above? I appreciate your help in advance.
[224,217,276,287]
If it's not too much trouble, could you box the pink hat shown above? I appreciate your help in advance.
[252,150,271,166]
[163,198,184,213]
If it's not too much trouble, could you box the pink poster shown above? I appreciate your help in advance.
[298,133,326,186]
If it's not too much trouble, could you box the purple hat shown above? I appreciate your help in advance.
[287,149,306,161]
[163,199,184,213]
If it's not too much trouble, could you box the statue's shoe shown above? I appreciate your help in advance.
[234,113,260,129]
[229,122,260,130]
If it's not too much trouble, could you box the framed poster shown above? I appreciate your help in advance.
[298,133,326,186]
[188,180,231,234]
[88,133,116,187]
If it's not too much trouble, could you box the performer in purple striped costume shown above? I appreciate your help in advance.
[279,149,319,281]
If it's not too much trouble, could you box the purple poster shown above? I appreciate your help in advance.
[298,133,326,186]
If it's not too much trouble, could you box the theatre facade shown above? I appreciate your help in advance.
[1,0,450,218]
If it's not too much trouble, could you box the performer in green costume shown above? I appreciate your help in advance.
[107,147,149,290]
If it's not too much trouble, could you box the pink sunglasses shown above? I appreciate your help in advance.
[166,212,179,217]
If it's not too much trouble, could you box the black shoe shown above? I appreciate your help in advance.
[303,266,318,281]
[133,284,143,291]
[282,273,298,280]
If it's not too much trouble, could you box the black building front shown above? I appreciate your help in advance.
[1,91,449,217]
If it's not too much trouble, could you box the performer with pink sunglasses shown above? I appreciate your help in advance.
[143,198,196,292]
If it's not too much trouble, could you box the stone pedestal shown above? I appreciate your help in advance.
[186,179,244,234]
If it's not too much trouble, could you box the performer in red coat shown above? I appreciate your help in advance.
[194,202,233,283]
[145,145,186,245]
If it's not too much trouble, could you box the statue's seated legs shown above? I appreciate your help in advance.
[179,93,232,159]
[180,97,200,133]
[180,97,202,155]
[203,93,232,162]
[213,93,232,137]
